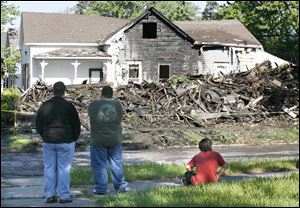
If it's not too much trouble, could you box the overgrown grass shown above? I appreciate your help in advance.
[71,163,185,186]
[125,163,184,181]
[267,127,299,143]
[94,173,299,207]
[70,167,94,186]
[215,127,299,144]
[71,159,297,186]
[6,134,31,151]
[226,159,297,174]
[181,130,202,144]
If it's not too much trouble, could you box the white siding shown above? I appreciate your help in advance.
[31,59,108,86]
[20,45,114,88]
[254,50,289,68]
[198,47,266,76]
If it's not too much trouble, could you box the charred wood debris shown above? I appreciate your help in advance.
[18,61,299,131]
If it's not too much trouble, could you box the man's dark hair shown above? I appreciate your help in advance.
[101,86,113,98]
[199,138,212,152]
[53,81,66,96]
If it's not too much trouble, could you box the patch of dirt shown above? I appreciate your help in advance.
[1,120,298,152]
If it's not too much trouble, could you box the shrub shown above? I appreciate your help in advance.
[1,88,21,126]
[7,134,31,151]
[169,75,190,85]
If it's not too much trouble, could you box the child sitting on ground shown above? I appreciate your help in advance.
[183,138,228,185]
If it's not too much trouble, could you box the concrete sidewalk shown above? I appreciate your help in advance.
[1,170,298,207]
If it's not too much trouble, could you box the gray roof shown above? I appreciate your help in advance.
[174,20,262,47]
[21,11,262,47]
[21,12,130,44]
[33,48,111,58]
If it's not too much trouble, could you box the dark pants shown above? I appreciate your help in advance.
[182,170,195,186]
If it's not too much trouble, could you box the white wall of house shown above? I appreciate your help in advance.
[14,62,22,88]
[255,50,289,68]
[31,59,111,86]
[18,44,115,88]
[198,46,264,76]
[105,30,128,87]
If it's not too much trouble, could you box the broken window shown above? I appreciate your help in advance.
[159,65,169,81]
[129,64,139,78]
[143,23,157,38]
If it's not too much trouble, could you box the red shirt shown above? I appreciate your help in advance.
[187,150,225,185]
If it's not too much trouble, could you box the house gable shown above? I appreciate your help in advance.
[113,7,199,83]
[124,7,194,44]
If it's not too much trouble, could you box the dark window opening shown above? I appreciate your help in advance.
[89,68,103,83]
[159,65,169,81]
[143,23,157,38]
[203,46,224,51]
[129,64,139,78]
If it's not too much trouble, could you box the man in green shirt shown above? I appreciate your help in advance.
[88,86,127,195]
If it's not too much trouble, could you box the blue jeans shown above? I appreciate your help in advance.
[43,142,75,199]
[90,144,128,194]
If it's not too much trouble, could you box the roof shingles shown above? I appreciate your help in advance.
[22,12,262,47]
[174,20,261,46]
[33,48,111,58]
[22,12,130,44]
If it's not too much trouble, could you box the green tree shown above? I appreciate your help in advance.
[1,47,21,83]
[75,1,199,20]
[1,2,20,86]
[75,1,93,14]
[202,1,220,20]
[216,1,299,64]
[151,1,199,21]
[1,1,20,32]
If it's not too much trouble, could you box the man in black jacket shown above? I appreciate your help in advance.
[36,81,80,204]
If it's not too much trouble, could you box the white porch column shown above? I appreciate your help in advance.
[40,60,48,81]
[71,60,81,84]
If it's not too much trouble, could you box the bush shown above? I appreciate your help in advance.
[7,134,31,151]
[169,75,190,85]
[1,88,21,126]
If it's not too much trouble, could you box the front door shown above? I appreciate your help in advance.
[89,68,103,84]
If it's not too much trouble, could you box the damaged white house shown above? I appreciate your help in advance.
[18,7,289,90]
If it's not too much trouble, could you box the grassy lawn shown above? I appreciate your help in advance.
[94,173,299,207]
[72,159,298,206]
[71,163,184,186]
[70,159,298,186]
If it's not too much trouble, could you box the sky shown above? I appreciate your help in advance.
[5,1,212,30]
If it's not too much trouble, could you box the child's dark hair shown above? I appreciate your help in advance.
[199,138,212,152]
[101,86,113,98]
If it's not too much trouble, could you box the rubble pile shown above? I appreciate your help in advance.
[117,61,298,128]
[18,61,299,130]
[18,81,104,130]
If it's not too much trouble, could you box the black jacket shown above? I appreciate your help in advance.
[36,96,81,143]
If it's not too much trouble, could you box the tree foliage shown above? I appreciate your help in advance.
[214,1,299,64]
[75,1,199,20]
[1,47,21,81]
[202,1,220,20]
[1,1,20,32]
[1,2,20,84]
